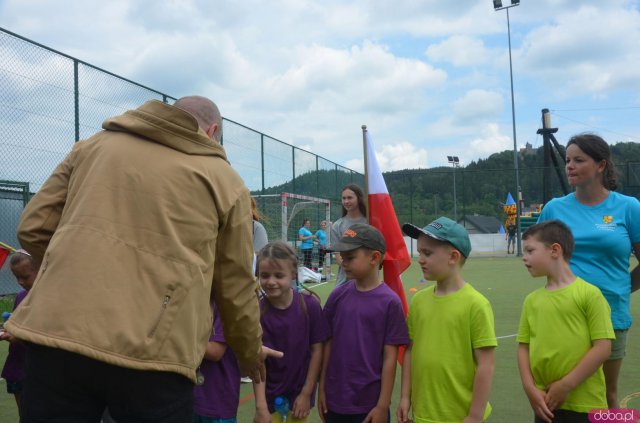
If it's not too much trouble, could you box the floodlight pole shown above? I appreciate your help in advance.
[447,156,459,221]
[495,1,522,256]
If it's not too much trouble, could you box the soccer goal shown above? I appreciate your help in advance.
[254,192,332,281]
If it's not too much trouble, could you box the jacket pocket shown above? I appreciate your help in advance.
[148,293,172,338]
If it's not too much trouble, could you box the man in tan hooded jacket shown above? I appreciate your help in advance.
[6,96,269,422]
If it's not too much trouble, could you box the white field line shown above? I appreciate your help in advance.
[497,334,518,340]
[304,282,328,289]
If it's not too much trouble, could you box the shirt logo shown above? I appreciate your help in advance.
[603,215,613,224]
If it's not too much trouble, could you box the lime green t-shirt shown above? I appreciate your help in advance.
[408,283,497,423]
[517,277,615,413]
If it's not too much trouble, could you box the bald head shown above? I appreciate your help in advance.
[174,96,223,141]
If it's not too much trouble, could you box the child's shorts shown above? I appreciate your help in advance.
[609,329,628,361]
[5,379,24,394]
[271,411,308,423]
[193,416,236,423]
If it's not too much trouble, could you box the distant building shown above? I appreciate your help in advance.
[457,214,503,234]
[519,142,536,156]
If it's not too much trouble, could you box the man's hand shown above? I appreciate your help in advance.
[242,346,283,383]
[0,330,16,343]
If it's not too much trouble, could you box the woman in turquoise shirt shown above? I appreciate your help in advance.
[538,133,640,408]
[298,218,316,269]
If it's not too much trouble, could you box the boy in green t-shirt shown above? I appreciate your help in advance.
[398,217,497,423]
[518,220,614,423]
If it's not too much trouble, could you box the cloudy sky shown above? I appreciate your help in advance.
[1,0,639,172]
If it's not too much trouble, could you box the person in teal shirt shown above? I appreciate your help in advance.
[538,133,640,408]
[298,219,315,269]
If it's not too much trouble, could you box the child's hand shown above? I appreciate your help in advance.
[545,379,571,411]
[253,406,272,423]
[292,393,311,419]
[396,397,411,423]
[318,388,327,423]
[525,386,554,423]
[363,405,389,423]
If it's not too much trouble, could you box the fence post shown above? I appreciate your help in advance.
[74,59,79,142]
[292,147,296,192]
[261,134,265,196]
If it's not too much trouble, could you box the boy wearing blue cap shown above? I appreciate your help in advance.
[397,217,497,423]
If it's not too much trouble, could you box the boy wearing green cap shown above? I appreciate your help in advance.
[398,217,497,423]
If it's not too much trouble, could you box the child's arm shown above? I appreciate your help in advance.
[517,343,553,423]
[364,344,398,423]
[318,339,332,423]
[292,341,323,419]
[252,380,272,423]
[462,346,495,423]
[397,344,412,423]
[203,341,227,362]
[545,338,611,410]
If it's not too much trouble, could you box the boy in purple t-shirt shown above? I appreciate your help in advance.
[193,305,241,423]
[319,224,409,423]
[1,251,38,419]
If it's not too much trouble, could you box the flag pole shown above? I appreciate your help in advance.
[0,241,17,253]
[361,124,369,221]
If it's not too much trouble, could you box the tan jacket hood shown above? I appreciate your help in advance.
[103,99,227,159]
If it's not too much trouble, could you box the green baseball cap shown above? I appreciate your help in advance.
[330,223,386,254]
[402,216,471,258]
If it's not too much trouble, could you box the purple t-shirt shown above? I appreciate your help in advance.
[323,281,409,414]
[261,289,330,413]
[1,290,28,382]
[193,308,240,419]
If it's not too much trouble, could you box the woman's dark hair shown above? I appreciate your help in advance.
[301,218,310,227]
[567,133,618,190]
[341,183,367,217]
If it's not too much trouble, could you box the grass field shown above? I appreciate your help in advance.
[1,256,639,422]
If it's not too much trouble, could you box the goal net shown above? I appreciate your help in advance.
[254,192,332,280]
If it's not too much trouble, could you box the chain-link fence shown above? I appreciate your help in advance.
[0,27,363,294]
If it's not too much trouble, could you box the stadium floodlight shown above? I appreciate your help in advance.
[447,156,460,221]
[493,0,522,255]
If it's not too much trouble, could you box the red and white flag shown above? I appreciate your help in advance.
[364,130,411,315]
[0,241,16,270]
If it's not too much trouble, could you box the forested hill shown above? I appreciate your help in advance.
[253,142,640,224]
[382,142,640,224]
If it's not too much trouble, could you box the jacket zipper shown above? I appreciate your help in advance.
[148,295,171,338]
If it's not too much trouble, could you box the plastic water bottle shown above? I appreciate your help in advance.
[274,396,289,422]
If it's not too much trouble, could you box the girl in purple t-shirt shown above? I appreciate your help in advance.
[253,241,330,423]
[192,304,241,423]
[1,251,37,420]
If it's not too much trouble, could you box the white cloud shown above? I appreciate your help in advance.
[518,5,640,96]
[468,123,514,157]
[426,36,493,67]
[1,0,640,173]
[346,142,428,172]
